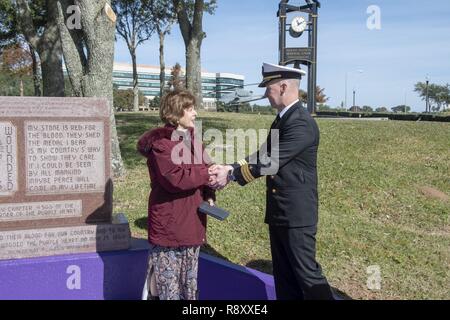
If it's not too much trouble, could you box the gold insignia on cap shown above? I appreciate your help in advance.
[262,74,282,82]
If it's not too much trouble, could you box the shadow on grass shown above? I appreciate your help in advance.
[134,217,148,231]
[200,243,231,262]
[332,287,353,300]
[246,259,273,274]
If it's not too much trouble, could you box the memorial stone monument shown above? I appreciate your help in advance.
[0,97,130,260]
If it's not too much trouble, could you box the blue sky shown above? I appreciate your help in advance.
[114,0,450,111]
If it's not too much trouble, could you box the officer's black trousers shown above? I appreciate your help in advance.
[269,225,334,300]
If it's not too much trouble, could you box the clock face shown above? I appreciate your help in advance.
[291,16,307,33]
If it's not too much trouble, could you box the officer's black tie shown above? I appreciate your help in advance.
[271,114,281,129]
[267,114,281,153]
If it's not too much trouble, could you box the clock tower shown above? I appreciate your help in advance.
[278,0,320,114]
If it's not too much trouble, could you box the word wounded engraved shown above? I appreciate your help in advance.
[0,122,17,196]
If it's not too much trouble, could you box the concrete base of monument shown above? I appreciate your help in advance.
[0,238,275,300]
[0,214,131,260]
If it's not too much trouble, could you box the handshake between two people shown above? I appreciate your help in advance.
[207,164,234,190]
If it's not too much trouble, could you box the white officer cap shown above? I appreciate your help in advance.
[258,62,306,88]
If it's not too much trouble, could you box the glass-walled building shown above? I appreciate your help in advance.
[113,63,245,110]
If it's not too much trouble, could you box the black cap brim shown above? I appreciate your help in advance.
[258,79,271,88]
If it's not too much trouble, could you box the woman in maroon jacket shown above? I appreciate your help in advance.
[137,90,215,300]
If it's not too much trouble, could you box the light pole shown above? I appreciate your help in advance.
[345,69,363,110]
[352,88,356,110]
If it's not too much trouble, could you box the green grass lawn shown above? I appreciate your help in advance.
[114,111,449,300]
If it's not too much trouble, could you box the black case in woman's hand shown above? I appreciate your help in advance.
[198,202,230,221]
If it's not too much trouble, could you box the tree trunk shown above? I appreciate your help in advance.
[39,46,64,97]
[83,69,124,178]
[57,0,125,178]
[38,0,64,96]
[131,49,139,112]
[186,37,203,108]
[81,2,124,177]
[173,0,205,108]
[19,79,24,96]
[29,46,41,96]
[159,30,165,97]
